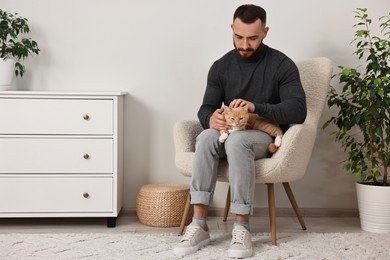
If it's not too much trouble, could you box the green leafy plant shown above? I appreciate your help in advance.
[0,9,40,77]
[323,8,390,185]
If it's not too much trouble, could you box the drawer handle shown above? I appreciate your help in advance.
[83,192,90,199]
[83,114,90,120]
[83,153,90,160]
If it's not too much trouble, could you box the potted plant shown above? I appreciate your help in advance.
[0,9,40,89]
[323,8,389,233]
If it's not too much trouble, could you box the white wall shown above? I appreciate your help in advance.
[1,0,389,212]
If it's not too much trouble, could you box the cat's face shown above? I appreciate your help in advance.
[223,106,249,130]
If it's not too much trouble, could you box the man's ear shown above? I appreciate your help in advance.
[263,26,269,39]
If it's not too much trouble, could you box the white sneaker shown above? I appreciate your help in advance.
[228,225,253,258]
[174,222,210,257]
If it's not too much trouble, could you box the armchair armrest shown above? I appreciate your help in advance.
[173,120,203,177]
[255,122,318,183]
[173,120,203,153]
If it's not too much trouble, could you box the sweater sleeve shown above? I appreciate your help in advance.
[254,58,307,125]
[197,62,223,129]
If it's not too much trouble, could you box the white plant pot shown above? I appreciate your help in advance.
[0,58,16,90]
[356,182,390,233]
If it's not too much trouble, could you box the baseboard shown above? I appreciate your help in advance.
[210,208,359,218]
[121,207,359,218]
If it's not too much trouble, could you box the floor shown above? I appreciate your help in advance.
[0,215,362,235]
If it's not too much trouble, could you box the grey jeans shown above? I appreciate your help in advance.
[190,128,272,215]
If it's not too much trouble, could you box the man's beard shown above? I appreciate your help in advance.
[233,41,262,59]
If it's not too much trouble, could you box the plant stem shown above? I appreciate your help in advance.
[368,101,378,183]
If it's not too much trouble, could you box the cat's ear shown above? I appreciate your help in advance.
[243,105,249,112]
[223,106,231,114]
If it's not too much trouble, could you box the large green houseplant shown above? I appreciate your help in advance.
[323,8,389,233]
[0,9,40,84]
[323,8,389,186]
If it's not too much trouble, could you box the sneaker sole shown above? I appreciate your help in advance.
[174,238,210,257]
[228,248,253,259]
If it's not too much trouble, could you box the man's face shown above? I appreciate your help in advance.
[231,18,269,58]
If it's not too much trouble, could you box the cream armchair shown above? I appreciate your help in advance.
[173,57,333,245]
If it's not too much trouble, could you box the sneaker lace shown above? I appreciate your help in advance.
[182,225,199,241]
[231,229,247,245]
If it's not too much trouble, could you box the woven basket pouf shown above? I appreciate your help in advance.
[136,183,192,227]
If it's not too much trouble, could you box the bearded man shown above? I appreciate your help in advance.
[174,4,307,258]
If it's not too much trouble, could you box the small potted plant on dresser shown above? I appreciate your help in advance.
[323,8,389,233]
[0,9,40,90]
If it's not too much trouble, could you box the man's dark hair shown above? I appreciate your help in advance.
[233,4,266,25]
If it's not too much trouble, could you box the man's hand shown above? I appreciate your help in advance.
[209,108,227,131]
[229,98,255,113]
[229,99,255,112]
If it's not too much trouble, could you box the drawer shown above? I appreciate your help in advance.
[0,138,113,173]
[0,98,113,134]
[0,177,113,213]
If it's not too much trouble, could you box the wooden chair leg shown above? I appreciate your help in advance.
[267,183,277,246]
[223,186,231,222]
[178,194,191,236]
[282,182,307,230]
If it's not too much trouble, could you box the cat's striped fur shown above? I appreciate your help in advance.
[219,106,283,153]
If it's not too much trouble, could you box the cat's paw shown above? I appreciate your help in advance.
[219,133,228,143]
[275,136,282,147]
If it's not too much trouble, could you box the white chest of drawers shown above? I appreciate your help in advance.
[0,91,126,227]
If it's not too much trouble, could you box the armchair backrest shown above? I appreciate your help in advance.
[296,57,333,126]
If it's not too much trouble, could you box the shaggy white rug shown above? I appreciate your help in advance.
[1,232,389,259]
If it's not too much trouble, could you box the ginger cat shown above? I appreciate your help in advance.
[219,106,283,153]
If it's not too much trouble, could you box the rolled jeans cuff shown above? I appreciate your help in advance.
[230,202,253,215]
[190,191,212,205]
